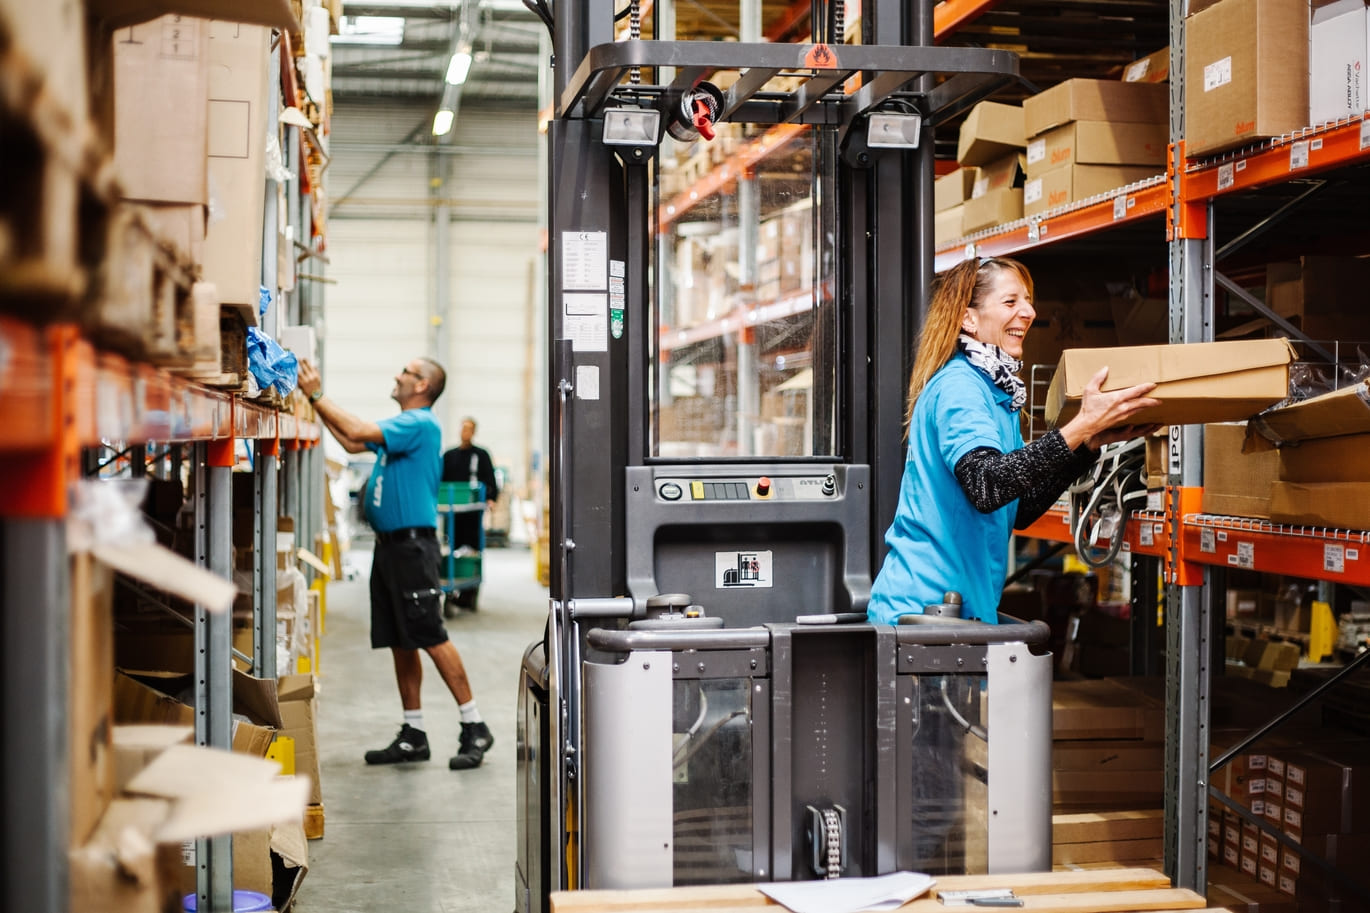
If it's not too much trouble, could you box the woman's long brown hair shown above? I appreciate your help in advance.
[903,257,1034,435]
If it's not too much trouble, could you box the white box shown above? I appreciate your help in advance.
[278,325,318,364]
[1309,0,1369,125]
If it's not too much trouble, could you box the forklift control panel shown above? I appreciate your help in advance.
[657,474,837,502]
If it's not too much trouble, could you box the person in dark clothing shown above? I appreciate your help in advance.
[867,257,1161,624]
[441,417,499,611]
[297,358,495,770]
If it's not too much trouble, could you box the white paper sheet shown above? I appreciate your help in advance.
[758,872,936,913]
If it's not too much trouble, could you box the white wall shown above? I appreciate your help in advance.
[322,98,544,493]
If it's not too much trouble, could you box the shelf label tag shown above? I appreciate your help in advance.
[1139,523,1154,547]
[1349,548,1360,561]
[1113,196,1128,220]
[1361,118,1370,150]
[1218,163,1235,191]
[1201,528,1216,553]
[1324,544,1346,574]
[1289,140,1309,171]
[1235,541,1255,568]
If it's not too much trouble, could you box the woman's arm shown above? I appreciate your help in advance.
[953,430,1097,523]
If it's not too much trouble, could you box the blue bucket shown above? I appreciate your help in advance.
[182,890,272,912]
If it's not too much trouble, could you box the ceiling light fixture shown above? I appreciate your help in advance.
[432,109,455,136]
[446,50,473,85]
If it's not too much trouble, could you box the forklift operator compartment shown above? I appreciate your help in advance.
[516,3,1051,911]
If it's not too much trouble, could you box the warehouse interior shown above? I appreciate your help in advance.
[4,0,1370,912]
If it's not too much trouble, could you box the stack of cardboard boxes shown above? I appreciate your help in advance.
[1021,79,1167,219]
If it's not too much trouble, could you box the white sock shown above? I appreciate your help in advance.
[459,701,483,724]
[404,709,425,732]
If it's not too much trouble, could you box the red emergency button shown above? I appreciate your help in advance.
[755,476,772,497]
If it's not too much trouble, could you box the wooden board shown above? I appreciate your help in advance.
[550,867,1206,913]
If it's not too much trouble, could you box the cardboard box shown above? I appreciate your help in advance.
[1023,79,1168,138]
[202,21,271,320]
[112,724,194,793]
[961,188,1022,234]
[956,101,1026,166]
[114,668,281,757]
[277,674,322,805]
[71,553,117,848]
[1023,163,1159,216]
[1,0,89,126]
[70,743,308,913]
[971,152,1026,197]
[1052,678,1164,740]
[1264,256,1370,340]
[1270,480,1370,530]
[934,167,977,211]
[1278,432,1370,483]
[1124,48,1170,83]
[1025,120,1169,178]
[1203,422,1280,518]
[278,324,318,364]
[1248,379,1370,445]
[1309,0,1369,125]
[1045,339,1296,428]
[1184,0,1309,158]
[113,15,210,205]
[935,204,964,247]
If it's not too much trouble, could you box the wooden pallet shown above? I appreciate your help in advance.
[551,866,1216,913]
[304,802,324,840]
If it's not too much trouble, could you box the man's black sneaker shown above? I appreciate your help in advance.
[449,721,494,770]
[365,724,431,764]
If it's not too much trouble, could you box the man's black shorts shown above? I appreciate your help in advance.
[370,532,449,649]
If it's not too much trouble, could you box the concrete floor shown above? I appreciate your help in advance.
[293,543,549,913]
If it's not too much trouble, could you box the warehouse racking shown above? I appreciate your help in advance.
[0,1,331,910]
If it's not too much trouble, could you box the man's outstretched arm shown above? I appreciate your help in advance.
[297,360,385,453]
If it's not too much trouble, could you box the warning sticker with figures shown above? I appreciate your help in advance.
[715,550,773,588]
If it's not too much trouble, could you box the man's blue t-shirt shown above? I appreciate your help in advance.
[867,355,1024,624]
[363,408,441,533]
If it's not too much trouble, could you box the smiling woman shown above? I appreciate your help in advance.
[866,256,1162,625]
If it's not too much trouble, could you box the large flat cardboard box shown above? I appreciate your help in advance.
[1270,481,1370,530]
[1309,0,1369,125]
[934,167,977,211]
[113,15,210,205]
[1052,678,1164,741]
[202,21,271,322]
[1278,432,1370,483]
[956,101,1026,166]
[1023,79,1168,138]
[1203,423,1279,519]
[1184,0,1309,158]
[1023,163,1159,217]
[961,187,1022,234]
[1248,379,1370,445]
[1025,120,1169,178]
[1045,338,1296,428]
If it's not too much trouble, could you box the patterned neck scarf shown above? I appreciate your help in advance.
[958,334,1026,413]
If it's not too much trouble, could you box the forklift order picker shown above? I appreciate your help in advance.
[516,3,1053,911]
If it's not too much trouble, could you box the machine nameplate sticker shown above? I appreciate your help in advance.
[564,293,608,351]
[715,550,772,588]
[561,230,607,290]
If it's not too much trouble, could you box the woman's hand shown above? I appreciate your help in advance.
[1059,367,1161,450]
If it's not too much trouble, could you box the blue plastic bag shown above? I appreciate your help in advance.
[245,287,299,395]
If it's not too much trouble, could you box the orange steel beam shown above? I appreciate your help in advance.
[934,0,1000,41]
[934,178,1169,272]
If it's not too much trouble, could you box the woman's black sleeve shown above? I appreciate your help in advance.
[952,430,1098,526]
